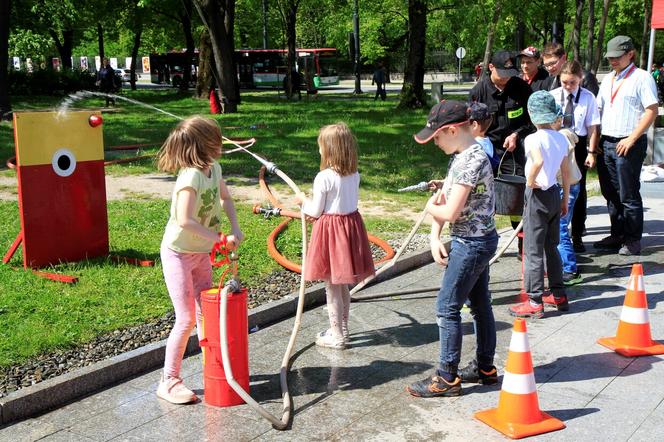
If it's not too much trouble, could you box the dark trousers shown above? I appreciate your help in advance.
[571,136,588,240]
[597,135,647,242]
[523,186,565,302]
[374,84,386,100]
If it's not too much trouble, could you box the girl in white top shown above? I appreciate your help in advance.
[296,123,374,349]
[550,60,601,253]
[155,116,244,404]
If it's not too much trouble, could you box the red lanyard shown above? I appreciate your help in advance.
[610,64,636,105]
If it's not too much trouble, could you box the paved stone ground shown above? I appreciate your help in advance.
[3,189,664,441]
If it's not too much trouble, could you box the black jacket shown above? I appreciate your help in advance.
[523,67,551,92]
[469,76,534,150]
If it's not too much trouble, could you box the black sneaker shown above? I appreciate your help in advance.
[572,239,586,253]
[458,360,498,385]
[562,271,582,285]
[406,374,461,397]
[618,241,641,256]
[594,235,623,250]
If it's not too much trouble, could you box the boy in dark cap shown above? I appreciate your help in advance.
[406,101,499,397]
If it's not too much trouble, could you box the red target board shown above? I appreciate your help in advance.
[12,111,109,268]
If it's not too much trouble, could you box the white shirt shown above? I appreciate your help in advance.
[524,129,568,191]
[302,169,360,217]
[550,86,601,136]
[597,63,659,138]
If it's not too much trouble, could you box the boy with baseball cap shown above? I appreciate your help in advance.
[407,101,499,397]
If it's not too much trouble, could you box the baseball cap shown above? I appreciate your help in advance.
[469,102,490,121]
[527,91,562,125]
[519,46,541,59]
[414,101,469,144]
[490,50,519,77]
[605,35,635,58]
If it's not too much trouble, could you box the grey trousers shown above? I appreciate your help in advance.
[523,186,566,302]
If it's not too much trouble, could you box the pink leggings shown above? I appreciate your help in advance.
[161,244,212,379]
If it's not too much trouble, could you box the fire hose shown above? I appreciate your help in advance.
[216,139,308,430]
[254,166,395,273]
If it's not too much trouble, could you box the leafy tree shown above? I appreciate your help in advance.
[193,0,241,113]
[276,0,302,100]
[0,0,10,119]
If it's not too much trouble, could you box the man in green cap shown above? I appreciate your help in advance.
[594,36,659,256]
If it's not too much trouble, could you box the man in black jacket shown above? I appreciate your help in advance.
[469,50,534,257]
[542,42,599,96]
[469,50,534,176]
[519,46,551,92]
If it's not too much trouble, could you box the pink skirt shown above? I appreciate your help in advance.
[304,211,375,284]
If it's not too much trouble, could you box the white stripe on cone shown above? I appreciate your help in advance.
[501,371,537,395]
[620,305,650,324]
[509,331,530,353]
[627,275,644,292]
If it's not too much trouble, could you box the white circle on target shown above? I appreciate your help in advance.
[51,148,77,177]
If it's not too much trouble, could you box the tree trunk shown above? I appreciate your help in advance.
[285,2,298,100]
[482,0,503,75]
[129,12,143,91]
[592,0,611,73]
[50,29,74,70]
[553,3,566,44]
[585,0,595,71]
[640,0,652,68]
[180,0,195,92]
[516,19,525,52]
[397,0,427,109]
[193,0,240,113]
[0,0,11,119]
[572,0,585,61]
[97,23,105,61]
[196,31,214,98]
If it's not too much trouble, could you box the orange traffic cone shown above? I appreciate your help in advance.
[597,263,664,357]
[475,318,565,439]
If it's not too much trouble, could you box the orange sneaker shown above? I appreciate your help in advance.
[509,300,544,318]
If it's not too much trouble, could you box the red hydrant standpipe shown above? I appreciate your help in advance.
[201,141,309,430]
[201,232,296,429]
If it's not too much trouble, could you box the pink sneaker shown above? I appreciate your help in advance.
[157,375,197,404]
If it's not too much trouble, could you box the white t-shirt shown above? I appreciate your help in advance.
[302,169,360,217]
[524,129,568,191]
[550,86,601,136]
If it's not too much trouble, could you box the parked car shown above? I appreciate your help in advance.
[114,68,141,82]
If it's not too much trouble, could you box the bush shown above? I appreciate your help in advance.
[8,69,97,96]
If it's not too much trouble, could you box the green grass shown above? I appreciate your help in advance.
[0,197,416,366]
[0,89,462,367]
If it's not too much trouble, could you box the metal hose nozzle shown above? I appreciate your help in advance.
[398,181,430,192]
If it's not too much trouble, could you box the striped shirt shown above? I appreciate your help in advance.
[550,86,601,137]
[597,63,658,138]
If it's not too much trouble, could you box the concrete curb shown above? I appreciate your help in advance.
[0,247,434,426]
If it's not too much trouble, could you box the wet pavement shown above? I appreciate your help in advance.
[2,188,664,441]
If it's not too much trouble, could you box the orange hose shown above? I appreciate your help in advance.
[257,166,395,273]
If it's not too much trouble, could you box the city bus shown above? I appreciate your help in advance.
[235,48,339,88]
[148,48,339,89]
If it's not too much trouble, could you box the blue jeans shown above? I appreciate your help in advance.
[598,135,647,242]
[558,183,580,274]
[436,232,498,374]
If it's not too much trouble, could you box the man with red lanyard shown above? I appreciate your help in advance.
[594,36,659,256]
[519,46,550,91]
